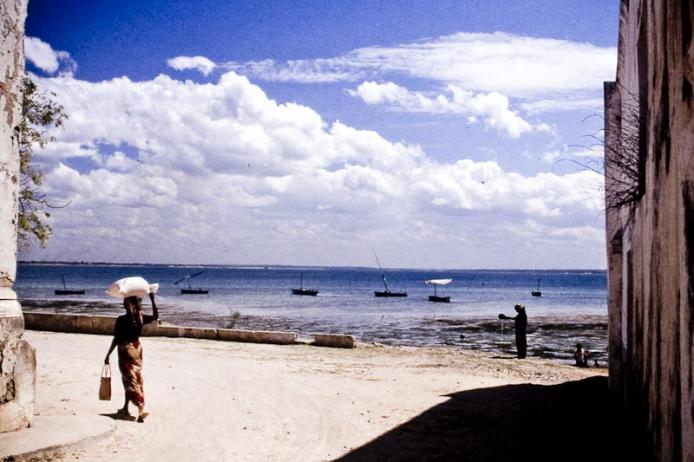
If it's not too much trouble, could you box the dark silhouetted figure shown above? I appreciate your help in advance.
[574,343,589,367]
[499,304,528,358]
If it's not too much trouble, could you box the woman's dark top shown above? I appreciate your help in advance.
[114,313,157,345]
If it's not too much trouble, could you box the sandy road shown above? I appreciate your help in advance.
[24,330,603,461]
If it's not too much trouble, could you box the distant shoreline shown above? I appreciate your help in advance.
[17,260,607,273]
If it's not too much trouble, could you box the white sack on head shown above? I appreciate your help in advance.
[106,276,159,299]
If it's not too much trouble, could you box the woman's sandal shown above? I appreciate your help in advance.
[137,411,149,423]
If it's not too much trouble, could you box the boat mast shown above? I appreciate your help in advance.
[372,250,389,292]
[174,270,206,290]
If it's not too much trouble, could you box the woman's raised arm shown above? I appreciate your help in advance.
[149,292,159,320]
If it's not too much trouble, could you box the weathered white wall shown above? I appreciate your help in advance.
[0,0,35,433]
[605,0,694,460]
[0,0,24,289]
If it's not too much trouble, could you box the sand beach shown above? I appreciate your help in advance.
[19,329,612,461]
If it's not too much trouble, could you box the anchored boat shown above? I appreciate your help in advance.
[292,272,319,296]
[175,270,209,294]
[425,278,452,303]
[531,278,542,297]
[54,275,85,295]
[373,251,407,297]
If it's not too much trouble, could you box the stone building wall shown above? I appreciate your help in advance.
[0,0,35,432]
[605,0,694,460]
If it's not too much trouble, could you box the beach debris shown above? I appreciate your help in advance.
[225,309,241,329]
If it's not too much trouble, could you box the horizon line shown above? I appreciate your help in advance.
[17,259,607,273]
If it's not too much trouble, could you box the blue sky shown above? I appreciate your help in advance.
[23,1,619,269]
[28,0,618,79]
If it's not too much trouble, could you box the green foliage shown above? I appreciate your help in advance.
[18,77,67,248]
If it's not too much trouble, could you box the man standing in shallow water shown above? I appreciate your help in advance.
[499,304,528,359]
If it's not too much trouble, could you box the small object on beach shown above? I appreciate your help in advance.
[574,343,588,367]
[106,276,158,299]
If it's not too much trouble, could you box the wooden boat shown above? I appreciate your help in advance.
[175,271,208,295]
[54,288,86,295]
[181,288,209,294]
[373,251,407,297]
[292,272,318,296]
[531,278,542,297]
[426,278,452,303]
[428,295,451,303]
[375,290,408,297]
[54,275,85,295]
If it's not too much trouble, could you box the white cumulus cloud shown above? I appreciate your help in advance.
[349,81,549,138]
[167,56,217,76]
[24,36,76,75]
[24,69,605,267]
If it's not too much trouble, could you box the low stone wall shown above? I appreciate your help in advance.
[312,333,356,348]
[23,312,356,348]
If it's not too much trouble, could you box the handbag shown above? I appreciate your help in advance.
[99,364,112,401]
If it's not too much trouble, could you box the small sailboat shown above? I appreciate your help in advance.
[175,270,209,294]
[531,278,542,297]
[373,251,407,298]
[292,272,319,296]
[426,278,452,303]
[54,275,85,295]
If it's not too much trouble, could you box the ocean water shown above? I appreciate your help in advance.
[15,263,608,364]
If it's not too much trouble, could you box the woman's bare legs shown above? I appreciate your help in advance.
[117,397,130,417]
[137,404,149,423]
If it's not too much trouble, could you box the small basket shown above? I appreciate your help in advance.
[99,364,111,401]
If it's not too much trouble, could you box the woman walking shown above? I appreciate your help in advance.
[105,291,159,422]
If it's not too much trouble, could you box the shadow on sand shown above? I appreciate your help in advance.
[99,411,136,422]
[337,376,630,462]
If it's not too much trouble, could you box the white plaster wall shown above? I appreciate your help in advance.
[0,0,32,433]
[0,0,25,300]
